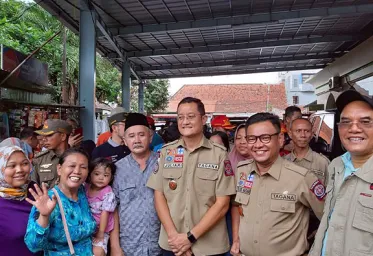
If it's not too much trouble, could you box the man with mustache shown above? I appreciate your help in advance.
[285,118,330,184]
[113,113,161,255]
[310,90,373,256]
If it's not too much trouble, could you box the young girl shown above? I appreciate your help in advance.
[85,158,117,256]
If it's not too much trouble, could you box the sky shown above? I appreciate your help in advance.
[168,72,281,96]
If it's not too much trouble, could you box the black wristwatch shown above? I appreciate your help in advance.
[187,231,197,244]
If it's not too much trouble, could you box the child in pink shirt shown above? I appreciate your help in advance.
[85,158,117,256]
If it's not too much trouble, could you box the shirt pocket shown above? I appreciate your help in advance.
[270,200,296,229]
[162,169,183,194]
[352,196,373,233]
[39,172,55,185]
[195,169,219,196]
[119,183,137,204]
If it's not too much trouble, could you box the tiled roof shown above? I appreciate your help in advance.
[167,84,288,113]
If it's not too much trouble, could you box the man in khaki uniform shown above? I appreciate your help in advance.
[285,118,330,184]
[32,119,71,188]
[284,117,330,248]
[310,90,373,256]
[147,97,236,256]
[230,113,325,256]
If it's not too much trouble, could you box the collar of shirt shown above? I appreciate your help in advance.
[342,152,373,183]
[290,147,312,162]
[108,137,121,147]
[128,151,157,169]
[254,155,283,180]
[341,152,358,180]
[177,136,212,151]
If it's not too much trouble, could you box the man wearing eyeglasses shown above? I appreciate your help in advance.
[147,97,236,256]
[310,90,373,256]
[230,113,325,256]
[91,107,130,163]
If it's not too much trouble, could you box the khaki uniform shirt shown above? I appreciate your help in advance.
[31,150,60,188]
[310,155,373,256]
[235,156,325,256]
[284,148,330,185]
[147,137,236,255]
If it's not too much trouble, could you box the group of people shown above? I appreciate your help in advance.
[0,88,372,256]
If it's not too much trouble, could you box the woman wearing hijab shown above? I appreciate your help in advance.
[0,146,42,255]
[229,124,251,172]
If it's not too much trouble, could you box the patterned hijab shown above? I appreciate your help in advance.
[0,146,31,201]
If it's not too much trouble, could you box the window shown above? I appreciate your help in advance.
[293,78,299,88]
[292,96,299,105]
[302,74,314,84]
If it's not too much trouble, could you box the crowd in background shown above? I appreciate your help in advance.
[0,88,373,256]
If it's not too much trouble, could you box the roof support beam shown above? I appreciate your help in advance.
[125,34,366,58]
[80,0,141,80]
[138,65,325,79]
[137,52,344,71]
[102,4,373,37]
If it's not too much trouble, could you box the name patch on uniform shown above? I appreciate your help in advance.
[41,164,53,168]
[224,160,234,176]
[271,193,296,201]
[164,163,183,168]
[197,163,219,170]
[237,186,251,194]
[310,180,326,201]
[39,169,51,173]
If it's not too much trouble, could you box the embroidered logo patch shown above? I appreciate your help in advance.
[224,160,234,176]
[310,180,326,201]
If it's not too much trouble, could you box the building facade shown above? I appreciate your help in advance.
[282,71,318,106]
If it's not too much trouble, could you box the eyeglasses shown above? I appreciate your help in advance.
[246,132,280,144]
[337,120,373,129]
[177,114,201,122]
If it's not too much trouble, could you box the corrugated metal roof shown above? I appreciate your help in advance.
[39,0,373,79]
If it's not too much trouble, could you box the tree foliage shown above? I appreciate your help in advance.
[0,0,169,111]
[130,79,170,113]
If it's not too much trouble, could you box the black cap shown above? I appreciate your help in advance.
[125,113,149,131]
[336,90,373,113]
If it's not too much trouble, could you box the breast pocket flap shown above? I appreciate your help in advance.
[270,200,295,213]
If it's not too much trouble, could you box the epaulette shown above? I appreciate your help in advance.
[34,150,50,158]
[211,141,227,151]
[284,160,308,176]
[237,159,254,168]
[161,139,179,148]
[317,152,330,163]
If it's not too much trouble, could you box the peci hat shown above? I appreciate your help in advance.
[35,119,72,136]
[108,107,128,126]
[336,89,373,113]
[211,115,235,130]
[125,113,149,131]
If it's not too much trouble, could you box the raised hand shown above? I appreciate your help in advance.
[26,183,57,217]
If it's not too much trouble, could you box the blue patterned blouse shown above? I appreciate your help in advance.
[24,185,96,256]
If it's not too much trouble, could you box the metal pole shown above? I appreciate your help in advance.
[0,30,62,88]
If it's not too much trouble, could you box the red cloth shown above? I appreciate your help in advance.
[96,131,111,146]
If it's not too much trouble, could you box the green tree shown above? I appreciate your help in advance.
[130,79,170,113]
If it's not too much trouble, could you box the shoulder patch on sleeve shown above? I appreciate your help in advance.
[224,160,234,176]
[310,179,326,200]
[284,160,308,176]
[34,150,50,158]
[237,159,254,168]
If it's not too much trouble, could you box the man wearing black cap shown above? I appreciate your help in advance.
[112,113,161,256]
[310,90,373,256]
[91,107,130,163]
[32,119,72,188]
